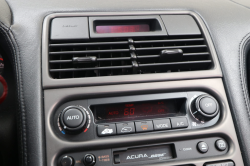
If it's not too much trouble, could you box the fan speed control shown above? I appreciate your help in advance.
[191,95,219,122]
[60,106,87,134]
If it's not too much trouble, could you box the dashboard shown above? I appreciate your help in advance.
[1,0,250,166]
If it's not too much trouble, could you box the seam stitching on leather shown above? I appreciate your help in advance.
[0,22,27,166]
[239,33,250,118]
[238,33,250,164]
[7,29,28,166]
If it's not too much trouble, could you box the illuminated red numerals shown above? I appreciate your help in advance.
[124,108,129,116]
[130,108,135,115]
[124,108,135,116]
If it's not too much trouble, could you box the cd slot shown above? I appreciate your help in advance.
[113,144,176,164]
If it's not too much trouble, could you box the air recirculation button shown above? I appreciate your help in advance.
[60,106,87,134]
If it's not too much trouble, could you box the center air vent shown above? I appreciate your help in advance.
[49,35,213,79]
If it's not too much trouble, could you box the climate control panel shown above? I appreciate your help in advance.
[53,91,221,141]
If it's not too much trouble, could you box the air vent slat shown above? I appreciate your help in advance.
[49,35,213,79]
[50,49,129,55]
[50,65,132,72]
[183,52,209,56]
[136,45,207,51]
[139,60,211,68]
[137,52,210,59]
[49,41,128,47]
[134,38,204,44]
[50,60,72,64]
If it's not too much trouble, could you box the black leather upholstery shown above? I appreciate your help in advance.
[2,0,250,165]
[0,23,19,166]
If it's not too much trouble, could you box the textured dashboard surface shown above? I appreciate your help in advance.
[0,0,11,27]
[2,0,250,165]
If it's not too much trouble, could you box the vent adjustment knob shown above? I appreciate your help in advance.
[60,106,87,134]
[191,95,219,122]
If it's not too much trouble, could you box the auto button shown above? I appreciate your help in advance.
[116,122,135,135]
[63,108,83,128]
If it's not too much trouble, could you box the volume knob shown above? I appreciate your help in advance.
[60,106,87,134]
[191,95,219,122]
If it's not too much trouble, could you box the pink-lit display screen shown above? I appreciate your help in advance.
[96,24,150,33]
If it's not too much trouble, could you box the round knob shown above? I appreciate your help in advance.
[191,95,219,122]
[60,106,87,134]
[83,154,96,166]
[60,156,74,166]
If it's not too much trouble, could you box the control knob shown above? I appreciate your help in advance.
[190,95,219,122]
[83,154,96,166]
[60,156,74,166]
[60,106,87,134]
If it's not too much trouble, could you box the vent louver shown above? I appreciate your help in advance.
[49,35,213,79]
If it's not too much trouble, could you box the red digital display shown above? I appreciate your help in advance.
[91,99,185,122]
[96,24,150,33]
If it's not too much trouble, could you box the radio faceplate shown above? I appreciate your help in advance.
[53,91,220,141]
[57,137,228,166]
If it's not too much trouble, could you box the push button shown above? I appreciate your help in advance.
[153,119,171,130]
[199,97,217,115]
[116,122,135,135]
[63,108,83,128]
[215,139,227,151]
[114,154,120,164]
[97,124,116,136]
[170,117,188,129]
[50,17,89,40]
[205,161,234,166]
[135,121,153,133]
[197,141,209,153]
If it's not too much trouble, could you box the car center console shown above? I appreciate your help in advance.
[42,11,244,166]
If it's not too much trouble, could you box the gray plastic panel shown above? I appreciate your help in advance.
[44,78,243,166]
[160,15,201,36]
[50,17,89,40]
[42,11,222,89]
[89,15,167,38]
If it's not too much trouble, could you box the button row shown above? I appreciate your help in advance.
[197,139,228,153]
[97,117,188,137]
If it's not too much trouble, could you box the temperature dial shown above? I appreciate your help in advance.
[190,95,219,122]
[60,106,87,134]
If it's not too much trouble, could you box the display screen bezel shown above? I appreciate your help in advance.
[90,98,187,123]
